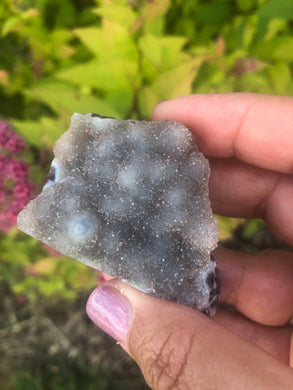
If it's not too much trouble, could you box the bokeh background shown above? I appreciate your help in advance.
[1,0,293,389]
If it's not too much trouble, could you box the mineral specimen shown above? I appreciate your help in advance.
[17,114,219,315]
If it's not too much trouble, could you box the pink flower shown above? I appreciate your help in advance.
[0,182,5,202]
[0,121,25,154]
[7,160,29,180]
[5,136,25,154]
[13,181,35,199]
[0,155,7,170]
[0,121,35,232]
[0,121,9,146]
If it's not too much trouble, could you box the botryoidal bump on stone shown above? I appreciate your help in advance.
[17,114,220,315]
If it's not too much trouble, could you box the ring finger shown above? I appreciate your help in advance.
[216,247,293,326]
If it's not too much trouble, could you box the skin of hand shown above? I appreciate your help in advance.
[86,93,293,389]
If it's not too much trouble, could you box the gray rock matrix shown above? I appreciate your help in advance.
[18,114,219,315]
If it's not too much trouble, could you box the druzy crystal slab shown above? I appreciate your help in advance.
[17,114,219,315]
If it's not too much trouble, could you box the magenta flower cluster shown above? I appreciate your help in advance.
[0,121,35,232]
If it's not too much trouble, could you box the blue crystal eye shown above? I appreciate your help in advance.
[44,159,61,189]
[67,213,99,244]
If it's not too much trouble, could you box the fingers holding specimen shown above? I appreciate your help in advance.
[152,93,293,174]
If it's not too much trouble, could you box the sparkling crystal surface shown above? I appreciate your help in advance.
[18,114,219,314]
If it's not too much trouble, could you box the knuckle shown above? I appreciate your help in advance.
[136,324,195,390]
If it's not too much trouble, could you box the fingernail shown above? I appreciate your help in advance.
[86,285,133,344]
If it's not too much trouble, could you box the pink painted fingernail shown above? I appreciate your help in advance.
[86,286,133,344]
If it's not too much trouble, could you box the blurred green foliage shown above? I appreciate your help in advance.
[0,227,96,300]
[1,0,293,138]
[0,0,292,301]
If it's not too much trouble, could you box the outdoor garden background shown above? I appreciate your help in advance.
[1,0,293,389]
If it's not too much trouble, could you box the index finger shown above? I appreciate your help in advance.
[152,93,293,174]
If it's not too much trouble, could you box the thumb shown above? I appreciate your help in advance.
[86,279,293,390]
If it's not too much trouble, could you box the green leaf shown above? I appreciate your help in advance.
[1,16,19,36]
[198,3,233,24]
[56,62,105,88]
[262,19,287,41]
[160,36,189,68]
[253,36,293,62]
[139,34,188,70]
[31,82,120,118]
[236,0,257,12]
[142,0,170,20]
[50,29,73,46]
[141,57,159,85]
[74,27,105,57]
[12,116,68,147]
[93,5,137,29]
[56,60,137,116]
[267,63,291,94]
[144,16,165,36]
[74,26,137,61]
[139,34,162,69]
[76,17,137,72]
[160,36,188,52]
[258,0,293,19]
[103,25,137,62]
[152,59,201,99]
[139,86,159,119]
[1,8,38,36]
[227,16,256,49]
[237,73,272,94]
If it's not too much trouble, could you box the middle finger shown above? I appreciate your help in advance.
[209,157,293,246]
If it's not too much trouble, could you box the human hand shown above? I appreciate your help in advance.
[86,93,293,389]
